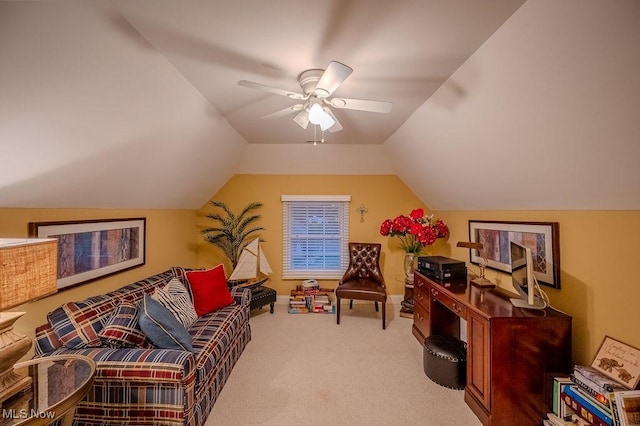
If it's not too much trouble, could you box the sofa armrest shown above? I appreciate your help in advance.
[36,347,197,424]
[38,347,195,383]
[231,287,251,306]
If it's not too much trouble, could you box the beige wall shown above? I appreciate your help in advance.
[198,176,640,364]
[196,174,444,296]
[2,183,638,368]
[0,208,198,357]
[437,210,640,366]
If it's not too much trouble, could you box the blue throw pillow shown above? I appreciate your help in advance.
[138,295,193,352]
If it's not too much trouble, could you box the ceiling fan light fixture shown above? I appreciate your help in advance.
[239,61,388,135]
[308,103,335,130]
[293,110,310,129]
[319,107,335,131]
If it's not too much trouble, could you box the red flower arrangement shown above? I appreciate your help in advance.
[380,208,449,254]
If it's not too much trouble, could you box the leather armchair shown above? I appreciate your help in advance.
[336,242,387,329]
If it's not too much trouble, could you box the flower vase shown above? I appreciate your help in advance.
[403,253,417,283]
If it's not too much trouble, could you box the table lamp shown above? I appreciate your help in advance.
[0,238,58,403]
[456,241,496,288]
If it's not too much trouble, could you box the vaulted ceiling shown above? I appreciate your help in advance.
[1,1,639,210]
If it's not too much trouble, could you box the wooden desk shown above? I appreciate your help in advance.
[413,272,571,426]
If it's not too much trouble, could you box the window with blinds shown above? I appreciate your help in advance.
[281,195,350,280]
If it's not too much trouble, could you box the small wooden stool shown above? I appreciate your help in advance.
[250,286,276,313]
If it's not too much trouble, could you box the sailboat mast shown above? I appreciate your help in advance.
[255,242,260,277]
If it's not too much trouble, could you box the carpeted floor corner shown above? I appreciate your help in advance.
[205,298,481,426]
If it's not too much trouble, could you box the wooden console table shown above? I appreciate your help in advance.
[413,272,571,426]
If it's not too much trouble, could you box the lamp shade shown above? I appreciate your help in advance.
[308,103,335,131]
[0,238,58,310]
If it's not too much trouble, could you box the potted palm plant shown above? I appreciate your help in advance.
[201,201,265,269]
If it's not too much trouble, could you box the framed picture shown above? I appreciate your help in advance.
[29,218,146,291]
[468,220,560,288]
[591,336,640,390]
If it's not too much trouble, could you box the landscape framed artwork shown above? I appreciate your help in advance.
[591,336,640,390]
[468,220,560,288]
[29,218,146,291]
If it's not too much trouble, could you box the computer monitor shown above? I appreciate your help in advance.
[509,241,547,310]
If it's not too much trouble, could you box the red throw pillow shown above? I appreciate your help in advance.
[186,265,234,316]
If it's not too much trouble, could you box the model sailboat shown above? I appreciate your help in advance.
[228,237,272,289]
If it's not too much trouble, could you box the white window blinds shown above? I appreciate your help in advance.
[281,195,350,280]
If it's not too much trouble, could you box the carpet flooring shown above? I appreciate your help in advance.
[205,298,482,426]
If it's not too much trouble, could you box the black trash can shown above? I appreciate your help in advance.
[423,335,467,390]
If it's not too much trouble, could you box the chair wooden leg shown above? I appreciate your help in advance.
[374,301,379,312]
[349,300,353,309]
[382,302,386,330]
[336,297,341,324]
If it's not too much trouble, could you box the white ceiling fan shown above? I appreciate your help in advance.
[238,61,392,133]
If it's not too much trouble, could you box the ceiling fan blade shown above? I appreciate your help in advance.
[238,80,306,100]
[261,104,304,120]
[324,108,343,133]
[329,97,392,113]
[314,61,353,98]
[293,110,310,129]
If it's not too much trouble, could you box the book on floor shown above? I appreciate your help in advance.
[562,384,614,426]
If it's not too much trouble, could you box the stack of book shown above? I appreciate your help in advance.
[288,286,335,314]
[288,290,309,314]
[306,291,334,313]
[546,365,634,426]
[300,284,335,314]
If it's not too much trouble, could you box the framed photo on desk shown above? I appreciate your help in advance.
[468,220,560,288]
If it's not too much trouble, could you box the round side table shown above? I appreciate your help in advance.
[2,355,95,426]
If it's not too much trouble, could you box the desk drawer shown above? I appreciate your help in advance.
[429,286,467,320]
[413,300,430,340]
[414,282,429,311]
[414,274,429,307]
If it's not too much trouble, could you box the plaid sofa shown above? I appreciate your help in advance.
[34,269,251,425]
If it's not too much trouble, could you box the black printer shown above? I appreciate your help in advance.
[417,256,467,281]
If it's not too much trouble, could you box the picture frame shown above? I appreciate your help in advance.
[28,218,146,291]
[612,390,640,426]
[591,335,640,390]
[467,220,561,288]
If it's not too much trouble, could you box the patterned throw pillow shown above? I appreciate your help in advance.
[138,295,193,352]
[98,301,148,348]
[170,266,194,300]
[153,278,198,328]
[47,298,115,349]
